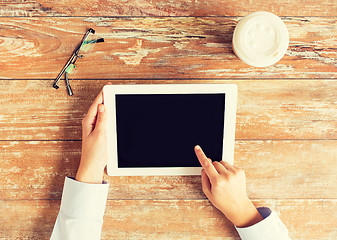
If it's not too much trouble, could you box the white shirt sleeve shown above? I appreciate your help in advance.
[50,177,109,240]
[235,207,291,240]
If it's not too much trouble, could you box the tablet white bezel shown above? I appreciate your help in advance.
[103,84,237,176]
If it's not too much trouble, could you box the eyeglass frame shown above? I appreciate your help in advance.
[53,28,96,90]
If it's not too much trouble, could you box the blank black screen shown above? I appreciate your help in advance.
[115,94,225,168]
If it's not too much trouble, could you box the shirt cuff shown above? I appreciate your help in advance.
[235,207,289,240]
[59,177,109,220]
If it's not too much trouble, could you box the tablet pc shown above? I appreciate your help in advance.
[103,84,237,176]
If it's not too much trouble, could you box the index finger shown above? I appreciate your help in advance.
[194,145,219,179]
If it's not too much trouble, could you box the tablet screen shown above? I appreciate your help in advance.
[115,94,225,168]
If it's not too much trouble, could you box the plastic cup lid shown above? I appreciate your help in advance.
[232,11,289,67]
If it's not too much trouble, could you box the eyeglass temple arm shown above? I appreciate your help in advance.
[53,28,95,89]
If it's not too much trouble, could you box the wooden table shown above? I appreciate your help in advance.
[1,1,336,239]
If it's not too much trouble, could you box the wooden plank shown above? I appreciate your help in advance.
[1,80,336,141]
[1,0,337,17]
[0,17,336,79]
[1,199,336,239]
[1,140,337,200]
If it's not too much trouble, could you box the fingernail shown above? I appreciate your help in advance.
[98,104,105,112]
[195,145,200,150]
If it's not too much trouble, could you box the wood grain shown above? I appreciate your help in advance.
[1,80,336,141]
[1,0,337,17]
[1,199,336,239]
[1,2,336,239]
[0,17,336,79]
[2,140,337,200]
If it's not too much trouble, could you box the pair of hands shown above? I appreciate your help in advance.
[76,86,263,228]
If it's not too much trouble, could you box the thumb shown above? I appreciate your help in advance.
[95,104,107,131]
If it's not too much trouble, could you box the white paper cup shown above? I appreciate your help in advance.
[232,11,289,67]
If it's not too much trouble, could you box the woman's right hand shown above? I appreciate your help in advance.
[194,145,263,228]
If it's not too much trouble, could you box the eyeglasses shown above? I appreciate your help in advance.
[53,28,104,95]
